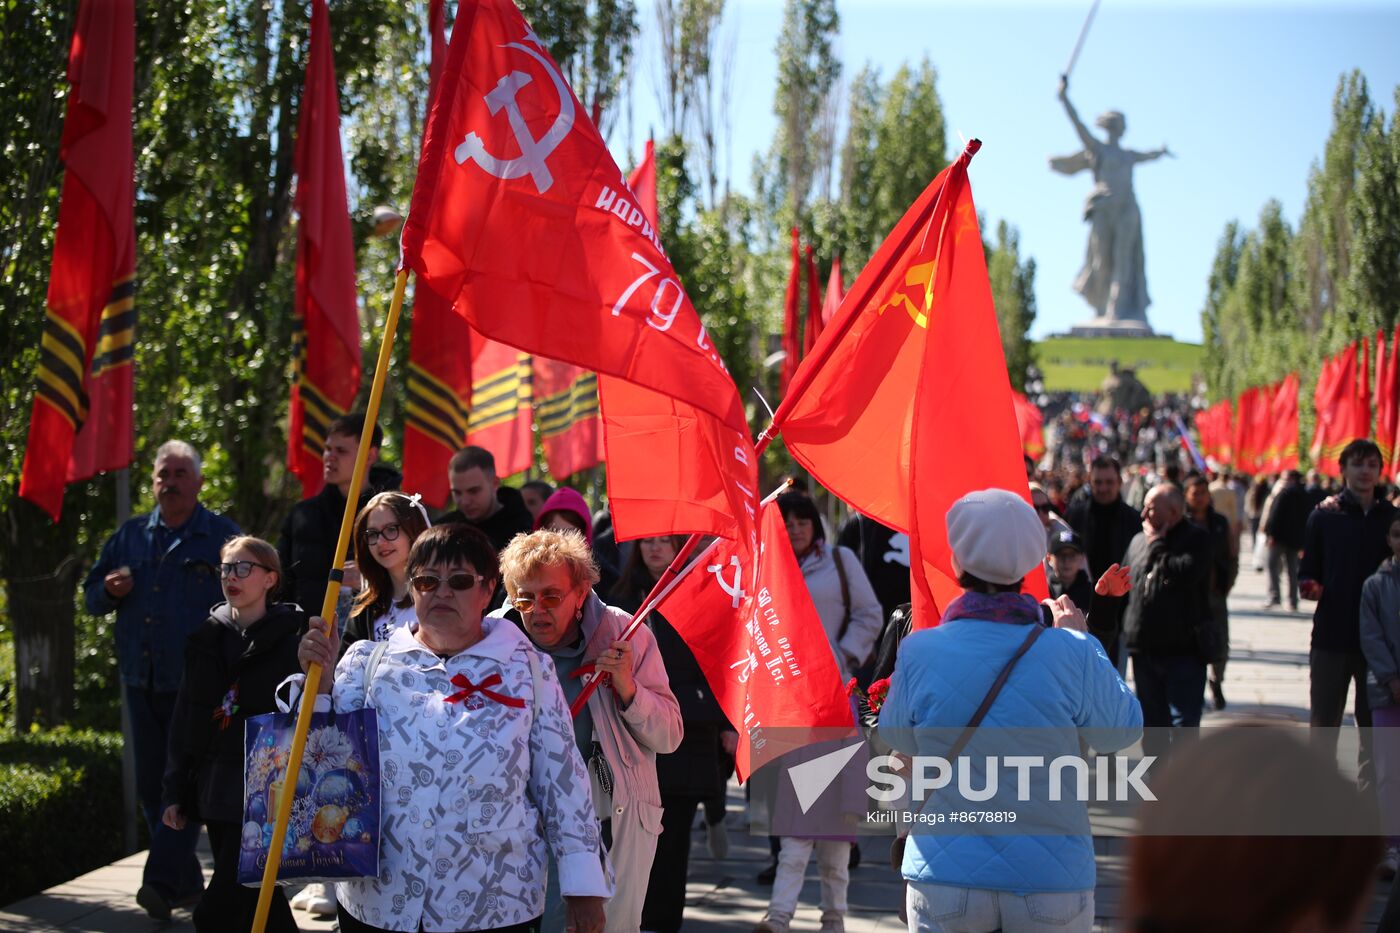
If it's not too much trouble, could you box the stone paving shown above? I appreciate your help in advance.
[1,542,1391,931]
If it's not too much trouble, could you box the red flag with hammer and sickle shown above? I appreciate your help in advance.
[769,142,1046,628]
[401,0,755,544]
[658,501,855,781]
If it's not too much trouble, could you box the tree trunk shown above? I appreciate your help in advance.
[4,496,80,729]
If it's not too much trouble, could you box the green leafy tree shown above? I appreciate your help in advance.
[985,221,1038,390]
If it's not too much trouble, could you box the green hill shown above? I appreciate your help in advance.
[1035,336,1204,394]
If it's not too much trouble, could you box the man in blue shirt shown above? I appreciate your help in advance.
[83,441,239,920]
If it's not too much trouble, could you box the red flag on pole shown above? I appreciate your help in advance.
[1011,391,1046,461]
[780,228,801,395]
[287,0,362,499]
[769,142,1045,628]
[820,256,844,327]
[1376,328,1399,475]
[1268,373,1300,472]
[1251,381,1277,473]
[534,358,602,479]
[803,245,822,357]
[626,138,657,230]
[402,0,471,508]
[1312,341,1370,477]
[19,0,136,521]
[465,337,533,478]
[401,0,756,543]
[658,501,855,780]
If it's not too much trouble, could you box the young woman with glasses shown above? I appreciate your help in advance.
[160,535,303,932]
[342,492,432,647]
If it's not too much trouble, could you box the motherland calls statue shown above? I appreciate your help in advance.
[1050,76,1171,335]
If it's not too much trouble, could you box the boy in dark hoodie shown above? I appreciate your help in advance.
[161,535,305,932]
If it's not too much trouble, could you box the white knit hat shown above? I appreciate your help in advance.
[945,489,1047,586]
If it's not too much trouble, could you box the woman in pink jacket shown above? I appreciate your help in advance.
[493,529,683,933]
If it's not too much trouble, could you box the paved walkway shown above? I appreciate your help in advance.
[2,548,1390,931]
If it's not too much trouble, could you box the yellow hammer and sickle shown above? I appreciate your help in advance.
[875,259,936,328]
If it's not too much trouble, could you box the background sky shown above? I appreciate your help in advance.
[619,0,1400,344]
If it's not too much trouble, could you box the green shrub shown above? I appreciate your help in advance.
[0,728,126,907]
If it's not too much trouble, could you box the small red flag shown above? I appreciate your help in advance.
[780,228,801,395]
[287,0,362,498]
[626,138,658,230]
[820,256,844,327]
[803,245,822,357]
[1011,391,1046,461]
[20,0,137,521]
[402,0,755,543]
[658,501,855,781]
[771,142,1045,627]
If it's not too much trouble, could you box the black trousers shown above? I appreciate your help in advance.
[1310,647,1375,792]
[192,820,296,933]
[640,793,707,933]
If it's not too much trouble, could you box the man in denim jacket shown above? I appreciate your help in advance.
[83,440,239,920]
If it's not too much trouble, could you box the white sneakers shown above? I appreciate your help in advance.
[289,882,337,917]
[1380,847,1399,882]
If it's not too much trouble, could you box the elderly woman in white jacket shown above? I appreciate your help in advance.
[493,529,683,933]
[754,493,884,933]
[296,522,611,933]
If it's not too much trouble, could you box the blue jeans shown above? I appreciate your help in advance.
[127,684,204,895]
[1131,653,1206,759]
[907,882,1093,932]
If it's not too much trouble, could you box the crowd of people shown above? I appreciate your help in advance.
[78,406,1393,932]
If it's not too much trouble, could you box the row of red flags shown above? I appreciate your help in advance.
[22,0,1042,778]
[1197,330,1396,478]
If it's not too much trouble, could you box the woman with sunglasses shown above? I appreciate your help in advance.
[160,535,303,932]
[297,522,611,933]
[493,529,683,933]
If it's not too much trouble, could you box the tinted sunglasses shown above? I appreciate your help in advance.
[410,572,483,594]
[510,593,566,613]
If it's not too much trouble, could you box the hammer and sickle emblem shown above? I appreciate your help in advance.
[707,555,747,609]
[875,259,936,328]
[454,33,576,194]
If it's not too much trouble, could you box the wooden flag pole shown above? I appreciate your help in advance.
[251,269,410,933]
[567,480,793,718]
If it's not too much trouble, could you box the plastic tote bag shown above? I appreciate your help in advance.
[238,670,381,885]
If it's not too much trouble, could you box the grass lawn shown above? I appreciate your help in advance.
[1035,336,1204,394]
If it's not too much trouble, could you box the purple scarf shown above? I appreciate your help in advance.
[940,591,1041,626]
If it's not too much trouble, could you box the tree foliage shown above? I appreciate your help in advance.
[1200,70,1400,464]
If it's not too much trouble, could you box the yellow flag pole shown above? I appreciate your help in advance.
[252,268,410,933]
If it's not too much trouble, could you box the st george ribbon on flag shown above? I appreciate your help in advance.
[767,141,1047,626]
[399,0,755,543]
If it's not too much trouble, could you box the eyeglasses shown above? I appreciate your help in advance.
[365,523,402,546]
[511,593,567,613]
[220,561,273,579]
[410,572,484,594]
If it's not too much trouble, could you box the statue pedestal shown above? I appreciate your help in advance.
[1067,317,1157,339]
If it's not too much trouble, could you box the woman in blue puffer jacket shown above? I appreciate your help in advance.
[879,489,1142,933]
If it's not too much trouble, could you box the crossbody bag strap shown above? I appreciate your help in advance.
[361,639,392,709]
[832,545,853,643]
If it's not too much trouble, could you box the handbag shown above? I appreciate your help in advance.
[888,623,1045,875]
[237,643,387,885]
